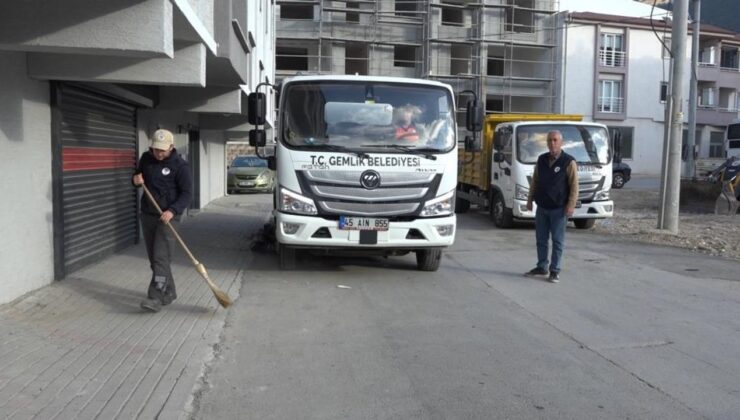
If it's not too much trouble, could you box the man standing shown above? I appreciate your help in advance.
[132,129,192,311]
[525,130,578,283]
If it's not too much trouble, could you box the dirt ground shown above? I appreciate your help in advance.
[593,186,740,262]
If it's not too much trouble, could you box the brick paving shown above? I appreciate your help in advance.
[0,196,270,420]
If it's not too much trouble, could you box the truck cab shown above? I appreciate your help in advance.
[256,75,474,271]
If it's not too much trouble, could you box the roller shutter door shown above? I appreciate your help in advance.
[52,84,139,278]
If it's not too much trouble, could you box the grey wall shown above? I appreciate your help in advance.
[0,51,53,304]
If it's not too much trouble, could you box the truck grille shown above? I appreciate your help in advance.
[298,170,440,217]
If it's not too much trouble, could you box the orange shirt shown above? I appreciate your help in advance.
[395,125,419,141]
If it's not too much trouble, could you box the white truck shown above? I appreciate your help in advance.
[248,75,481,270]
[457,114,616,229]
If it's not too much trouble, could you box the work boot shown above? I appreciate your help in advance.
[548,272,560,283]
[525,267,548,277]
[140,298,162,312]
[161,291,177,306]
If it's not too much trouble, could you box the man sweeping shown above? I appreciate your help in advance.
[132,129,193,312]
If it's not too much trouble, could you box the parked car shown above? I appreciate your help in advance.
[612,161,631,189]
[227,155,275,194]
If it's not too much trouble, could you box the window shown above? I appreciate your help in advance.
[450,45,471,75]
[346,2,360,23]
[599,33,625,67]
[721,47,739,69]
[709,131,724,158]
[441,2,464,26]
[276,46,308,71]
[394,45,416,68]
[662,36,671,59]
[345,43,367,75]
[486,96,504,113]
[700,87,716,107]
[487,55,504,76]
[280,4,313,20]
[598,79,623,113]
[660,82,668,102]
[395,0,416,17]
[505,0,534,33]
[608,126,633,159]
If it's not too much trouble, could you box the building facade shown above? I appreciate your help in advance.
[275,0,560,123]
[557,11,740,174]
[0,0,275,304]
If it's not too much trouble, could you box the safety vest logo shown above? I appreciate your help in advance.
[162,167,171,176]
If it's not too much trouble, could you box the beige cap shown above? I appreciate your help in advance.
[151,129,174,150]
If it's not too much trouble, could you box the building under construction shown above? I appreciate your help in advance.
[275,0,560,119]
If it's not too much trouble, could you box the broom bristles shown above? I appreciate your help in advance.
[195,263,233,308]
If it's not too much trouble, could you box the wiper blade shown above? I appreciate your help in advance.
[360,144,437,160]
[576,161,603,168]
[321,144,370,160]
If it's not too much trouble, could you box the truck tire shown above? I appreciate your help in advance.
[416,249,442,271]
[455,188,470,214]
[279,244,296,270]
[573,219,596,229]
[612,172,626,189]
[490,192,514,228]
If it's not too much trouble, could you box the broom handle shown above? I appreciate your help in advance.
[141,184,199,265]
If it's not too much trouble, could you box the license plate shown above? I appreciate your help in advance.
[238,181,254,187]
[339,216,389,231]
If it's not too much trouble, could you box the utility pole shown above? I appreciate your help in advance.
[684,0,701,179]
[658,0,689,233]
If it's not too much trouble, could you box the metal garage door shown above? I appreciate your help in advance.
[52,84,139,278]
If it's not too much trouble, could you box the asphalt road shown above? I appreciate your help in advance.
[193,194,740,420]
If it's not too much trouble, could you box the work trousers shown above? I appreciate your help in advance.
[535,206,567,274]
[141,212,178,304]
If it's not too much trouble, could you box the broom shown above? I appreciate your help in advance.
[141,184,232,308]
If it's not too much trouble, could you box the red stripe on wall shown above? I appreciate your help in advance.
[62,147,136,172]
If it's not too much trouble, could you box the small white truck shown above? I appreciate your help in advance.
[248,75,481,270]
[457,114,616,229]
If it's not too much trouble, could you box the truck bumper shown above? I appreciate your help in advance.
[512,200,614,219]
[275,212,456,249]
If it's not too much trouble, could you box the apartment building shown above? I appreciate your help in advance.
[0,1,275,304]
[557,11,740,174]
[275,0,560,122]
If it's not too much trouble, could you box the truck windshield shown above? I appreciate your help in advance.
[280,81,456,153]
[516,125,611,165]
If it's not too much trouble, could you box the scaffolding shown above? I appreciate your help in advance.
[275,0,559,114]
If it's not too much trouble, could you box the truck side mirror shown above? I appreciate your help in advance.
[613,130,622,163]
[466,100,483,132]
[493,152,504,163]
[464,135,481,152]
[249,129,266,147]
[248,92,266,125]
[267,155,276,171]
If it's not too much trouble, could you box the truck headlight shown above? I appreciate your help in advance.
[420,190,454,217]
[594,190,610,201]
[515,184,529,201]
[279,187,317,215]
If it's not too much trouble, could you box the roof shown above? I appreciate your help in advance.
[280,74,454,91]
[569,11,739,39]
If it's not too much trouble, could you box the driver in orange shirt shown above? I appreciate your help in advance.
[394,105,421,142]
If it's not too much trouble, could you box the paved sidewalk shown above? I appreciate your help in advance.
[0,196,270,420]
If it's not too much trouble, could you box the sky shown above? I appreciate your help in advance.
[557,0,671,19]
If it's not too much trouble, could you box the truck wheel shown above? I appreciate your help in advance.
[612,172,625,189]
[490,192,513,228]
[416,249,442,271]
[573,219,596,229]
[279,244,296,270]
[455,189,470,214]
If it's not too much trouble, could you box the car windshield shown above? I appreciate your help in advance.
[280,81,456,153]
[516,125,611,164]
[231,156,267,168]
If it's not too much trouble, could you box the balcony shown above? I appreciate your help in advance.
[597,97,624,113]
[598,49,626,68]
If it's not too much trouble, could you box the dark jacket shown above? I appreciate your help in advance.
[135,148,193,217]
[534,152,575,209]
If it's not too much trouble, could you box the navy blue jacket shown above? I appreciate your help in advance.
[135,148,193,217]
[534,152,574,209]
